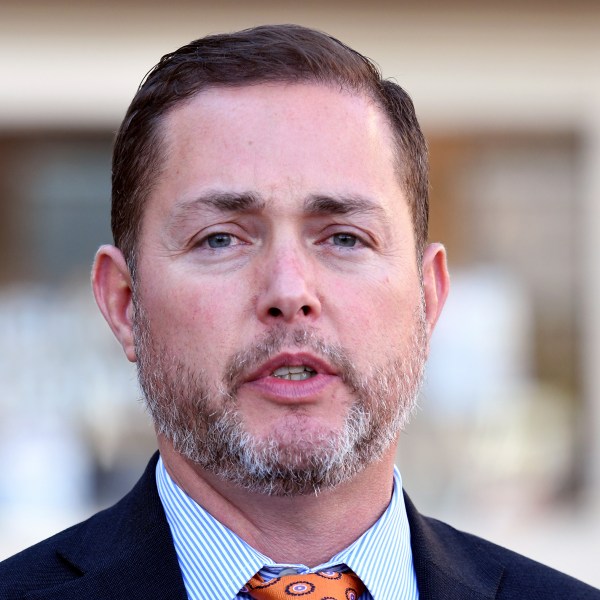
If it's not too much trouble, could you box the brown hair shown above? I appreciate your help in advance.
[112,24,428,271]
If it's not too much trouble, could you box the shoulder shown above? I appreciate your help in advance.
[405,493,600,599]
[0,496,132,599]
[0,453,186,600]
[440,516,596,596]
[0,515,97,599]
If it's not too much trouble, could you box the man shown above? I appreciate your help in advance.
[0,24,597,600]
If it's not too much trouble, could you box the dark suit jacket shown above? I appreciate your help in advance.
[1,453,598,599]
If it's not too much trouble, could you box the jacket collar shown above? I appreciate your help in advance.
[404,492,505,600]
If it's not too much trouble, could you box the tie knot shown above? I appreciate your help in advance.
[244,569,364,600]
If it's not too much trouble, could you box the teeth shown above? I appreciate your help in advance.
[289,371,313,381]
[272,365,317,380]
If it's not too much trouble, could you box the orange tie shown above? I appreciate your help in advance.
[243,569,365,599]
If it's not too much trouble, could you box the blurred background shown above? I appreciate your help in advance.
[1,0,599,587]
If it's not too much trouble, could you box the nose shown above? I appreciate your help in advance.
[256,245,321,324]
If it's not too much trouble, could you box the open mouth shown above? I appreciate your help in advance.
[271,365,318,381]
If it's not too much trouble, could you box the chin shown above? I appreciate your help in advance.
[256,413,343,446]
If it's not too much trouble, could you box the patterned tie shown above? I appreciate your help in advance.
[243,569,365,599]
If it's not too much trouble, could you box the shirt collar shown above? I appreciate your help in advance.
[329,466,418,599]
[157,457,270,599]
[156,457,417,600]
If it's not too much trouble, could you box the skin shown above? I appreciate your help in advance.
[92,83,450,566]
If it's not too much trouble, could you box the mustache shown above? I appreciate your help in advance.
[223,326,361,394]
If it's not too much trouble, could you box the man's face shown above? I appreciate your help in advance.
[132,83,431,495]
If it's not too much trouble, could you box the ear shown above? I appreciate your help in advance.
[421,242,450,339]
[92,245,137,362]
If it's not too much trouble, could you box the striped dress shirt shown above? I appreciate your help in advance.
[156,457,419,600]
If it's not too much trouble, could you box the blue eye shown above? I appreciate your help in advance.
[332,233,357,247]
[206,233,233,248]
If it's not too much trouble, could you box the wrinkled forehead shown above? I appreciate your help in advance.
[136,82,411,248]
[155,82,401,193]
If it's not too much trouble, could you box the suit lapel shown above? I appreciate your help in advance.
[404,492,505,600]
[26,453,188,600]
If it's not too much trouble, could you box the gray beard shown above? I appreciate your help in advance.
[133,300,427,496]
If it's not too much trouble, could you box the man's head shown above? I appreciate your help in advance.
[93,25,449,496]
[111,24,429,273]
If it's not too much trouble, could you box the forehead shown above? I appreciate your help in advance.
[150,82,407,224]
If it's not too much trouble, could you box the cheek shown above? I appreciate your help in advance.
[335,277,420,349]
[140,278,234,350]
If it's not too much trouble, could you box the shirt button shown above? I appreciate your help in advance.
[279,568,300,576]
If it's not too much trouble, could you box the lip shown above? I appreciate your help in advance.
[244,352,338,382]
[241,352,340,403]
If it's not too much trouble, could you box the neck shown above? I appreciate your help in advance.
[158,437,397,567]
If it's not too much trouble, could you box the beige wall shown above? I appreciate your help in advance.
[2,2,600,129]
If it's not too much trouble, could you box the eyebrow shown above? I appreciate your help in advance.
[304,194,386,218]
[175,191,266,213]
[168,191,266,231]
[167,190,386,233]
